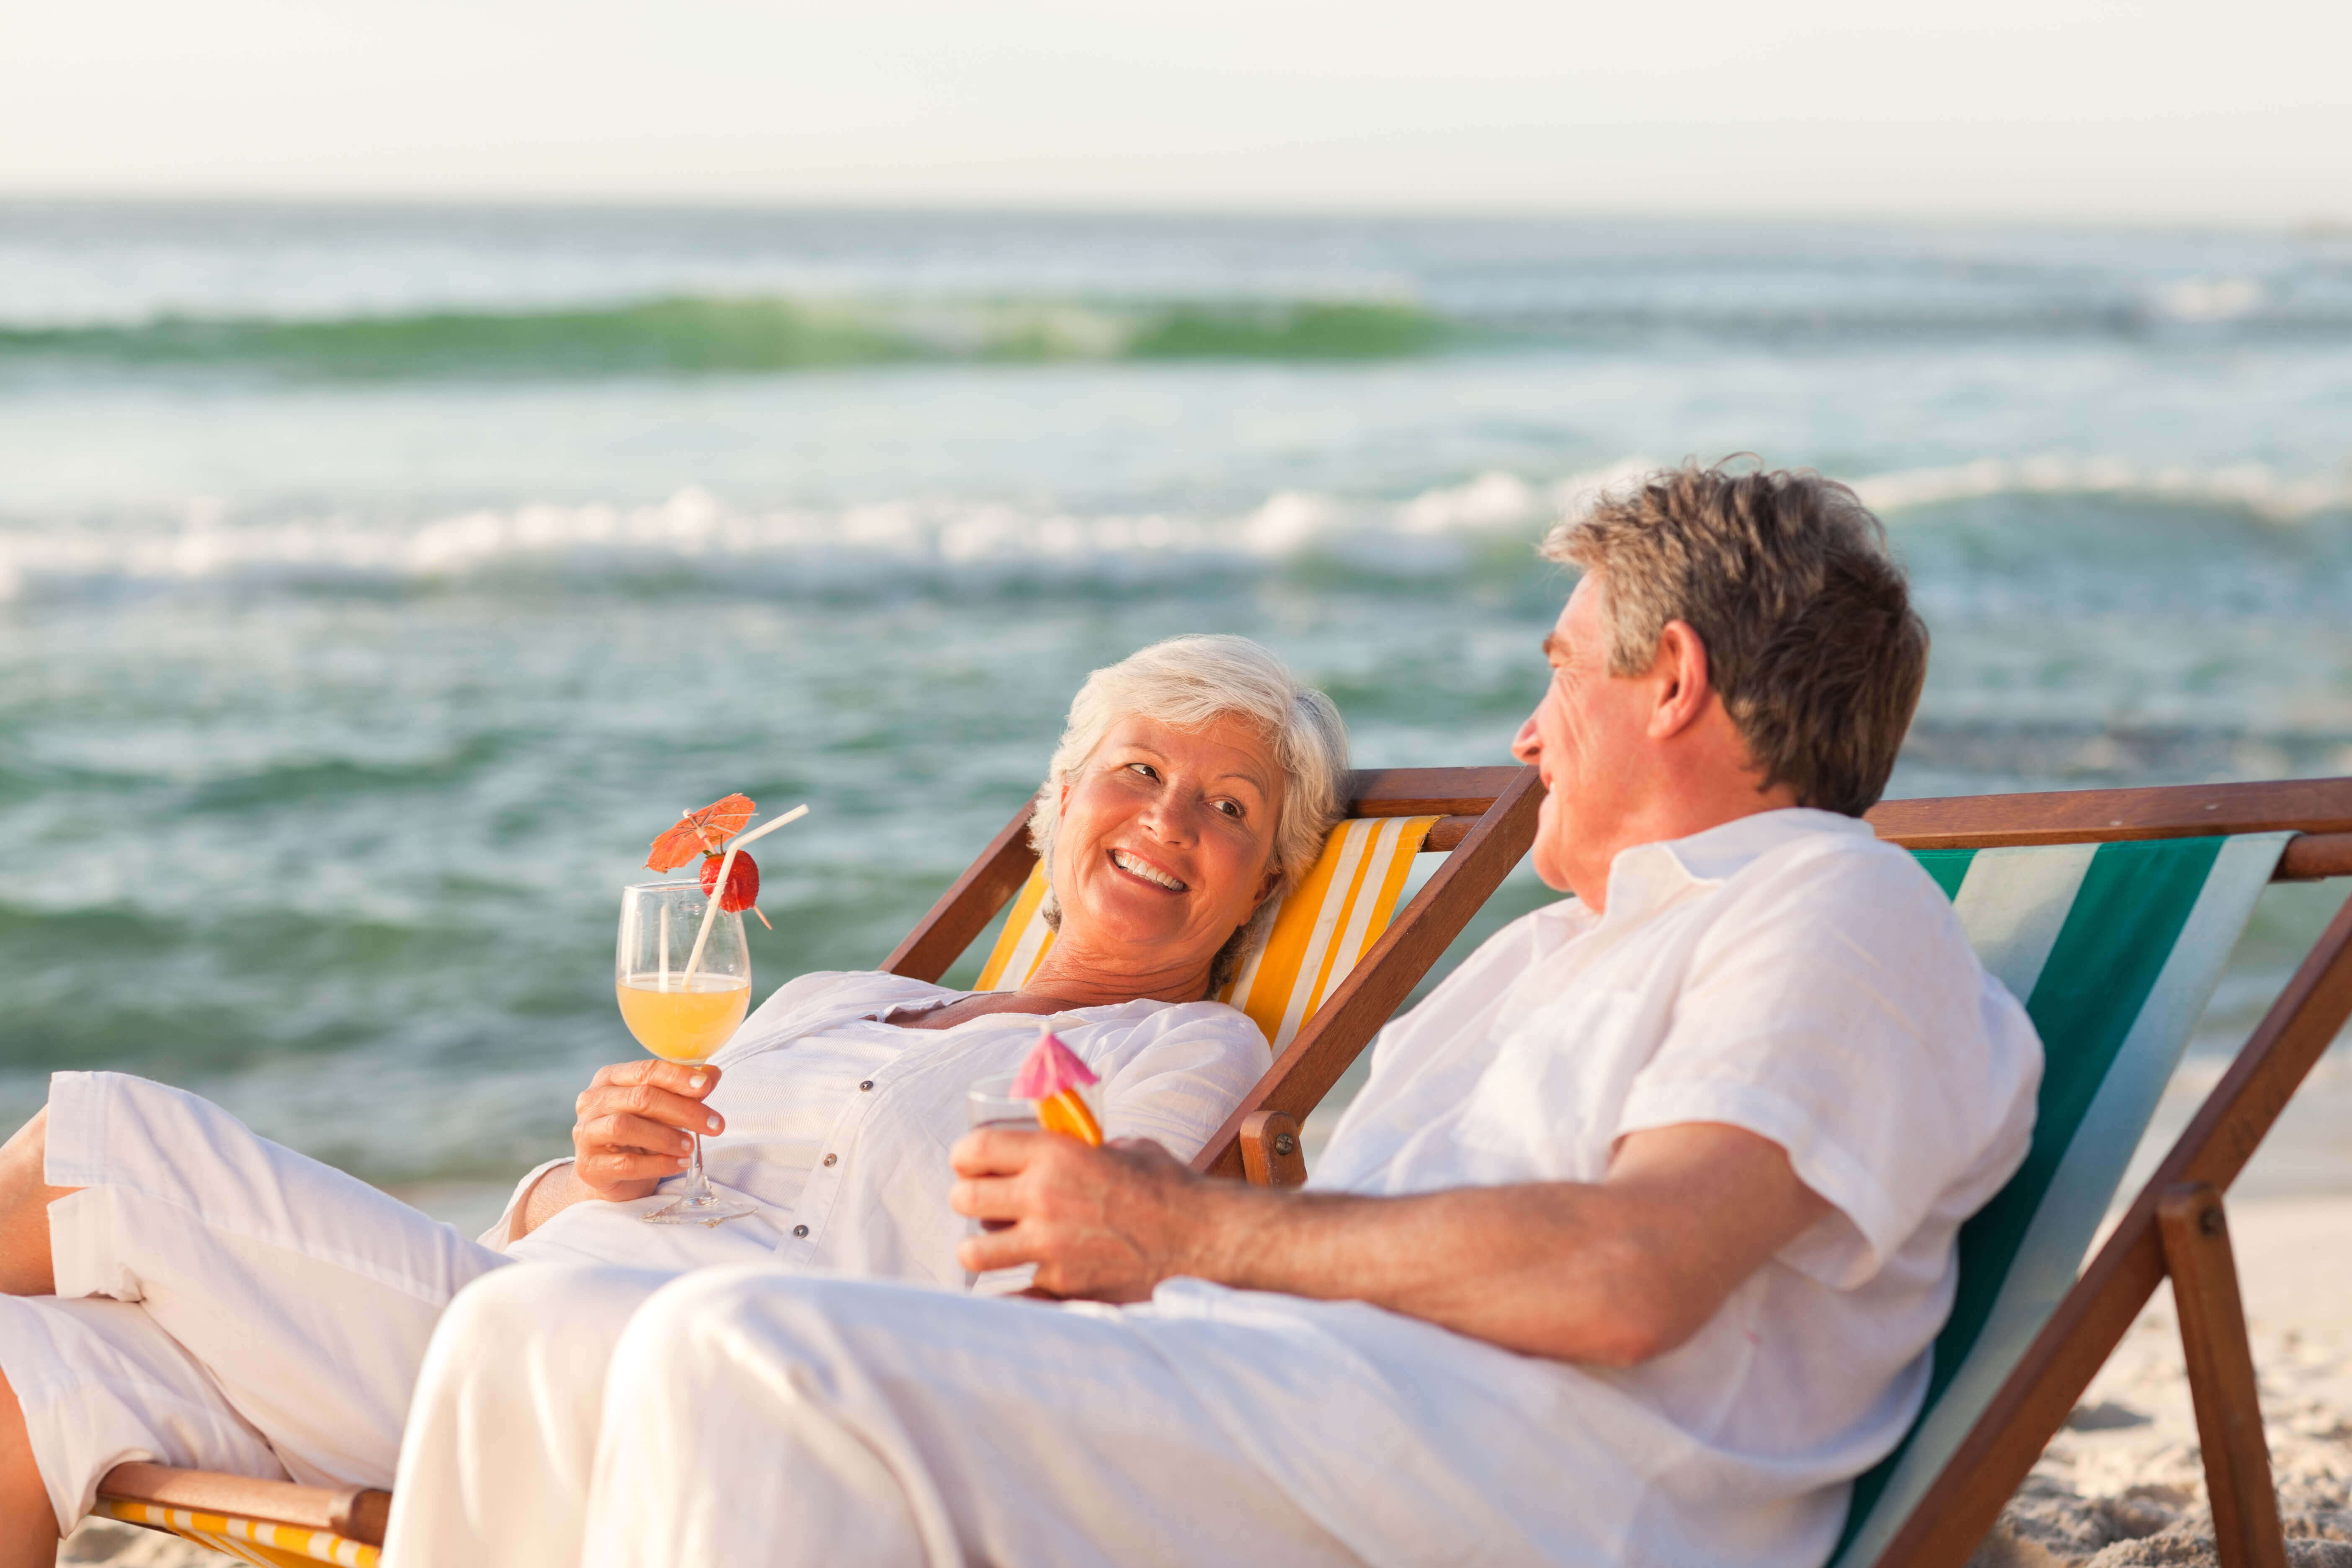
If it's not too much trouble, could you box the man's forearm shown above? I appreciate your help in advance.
[972,1122,1823,1361]
[1151,1124,1829,1365]
[1176,1179,1667,1364]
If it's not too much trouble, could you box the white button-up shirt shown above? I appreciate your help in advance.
[1146,808,2040,1566]
[500,972,1271,1287]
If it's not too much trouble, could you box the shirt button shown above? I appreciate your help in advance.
[859,1080,874,1092]
[792,1224,809,1238]
[822,1153,837,1167]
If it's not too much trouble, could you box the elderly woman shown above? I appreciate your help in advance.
[0,634,1349,1565]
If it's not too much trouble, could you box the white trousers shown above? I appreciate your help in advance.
[0,1071,513,1530]
[387,1264,1377,1568]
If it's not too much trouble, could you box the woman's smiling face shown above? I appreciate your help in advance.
[1049,711,1286,983]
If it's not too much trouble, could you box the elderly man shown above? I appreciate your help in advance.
[384,464,2040,1568]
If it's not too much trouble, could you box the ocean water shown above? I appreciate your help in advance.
[1,202,2347,1199]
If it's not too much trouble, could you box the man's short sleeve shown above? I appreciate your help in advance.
[1615,840,2032,1288]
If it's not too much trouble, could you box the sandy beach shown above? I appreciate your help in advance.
[49,1184,2352,1565]
[1969,1191,2352,1567]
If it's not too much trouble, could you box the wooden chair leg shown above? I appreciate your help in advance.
[1238,1110,1307,1187]
[2157,1183,2287,1568]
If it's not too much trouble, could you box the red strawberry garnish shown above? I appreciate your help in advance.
[701,850,760,913]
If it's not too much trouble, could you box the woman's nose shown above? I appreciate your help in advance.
[1136,791,1197,844]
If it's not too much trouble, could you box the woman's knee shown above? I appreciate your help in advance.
[611,1267,887,1397]
[423,1262,669,1401]
[626,1266,797,1342]
[440,1262,664,1340]
[434,1258,553,1340]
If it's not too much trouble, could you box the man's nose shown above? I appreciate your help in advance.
[1510,712,1542,764]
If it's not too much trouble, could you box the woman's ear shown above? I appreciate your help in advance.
[1057,780,1072,816]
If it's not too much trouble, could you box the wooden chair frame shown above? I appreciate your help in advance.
[1854,775,2352,1568]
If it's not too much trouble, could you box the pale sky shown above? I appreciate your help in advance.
[5,0,2348,224]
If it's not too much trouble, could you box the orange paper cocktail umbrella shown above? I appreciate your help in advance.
[1011,1028,1103,1146]
[645,794,756,872]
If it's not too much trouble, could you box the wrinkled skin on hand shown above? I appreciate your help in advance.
[573,1058,727,1202]
[949,1127,1199,1301]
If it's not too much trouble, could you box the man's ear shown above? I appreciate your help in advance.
[1647,620,1713,740]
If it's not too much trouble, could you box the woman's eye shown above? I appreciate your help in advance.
[1214,800,1243,818]
[1126,763,1158,780]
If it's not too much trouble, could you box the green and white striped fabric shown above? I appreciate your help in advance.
[1828,831,2293,1568]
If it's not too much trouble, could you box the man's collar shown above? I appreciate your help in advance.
[1599,807,1873,925]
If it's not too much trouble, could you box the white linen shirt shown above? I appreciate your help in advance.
[1220,807,2044,1565]
[501,972,1270,1289]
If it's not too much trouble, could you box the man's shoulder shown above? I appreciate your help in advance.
[1456,902,1583,975]
[1681,818,1996,1005]
[1723,815,1954,919]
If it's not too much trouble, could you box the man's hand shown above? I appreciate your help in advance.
[572,1060,726,1203]
[949,1130,1216,1300]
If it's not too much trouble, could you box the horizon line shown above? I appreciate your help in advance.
[4,189,2349,238]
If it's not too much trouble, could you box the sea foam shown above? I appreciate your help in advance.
[3,456,2346,605]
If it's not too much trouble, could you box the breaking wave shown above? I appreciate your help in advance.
[8,283,2348,384]
[0,295,1459,379]
[3,457,2346,606]
[1850,457,2352,526]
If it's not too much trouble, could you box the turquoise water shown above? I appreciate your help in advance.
[1,203,2347,1187]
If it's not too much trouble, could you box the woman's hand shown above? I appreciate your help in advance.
[572,1059,727,1203]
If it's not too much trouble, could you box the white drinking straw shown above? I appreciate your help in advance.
[659,903,671,993]
[724,802,810,853]
[682,805,810,984]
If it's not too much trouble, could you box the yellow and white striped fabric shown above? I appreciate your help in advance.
[974,816,1442,1051]
[94,1498,377,1567]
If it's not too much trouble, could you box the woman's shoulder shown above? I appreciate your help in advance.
[1065,996,1269,1056]
[727,969,954,1051]
[767,968,949,1008]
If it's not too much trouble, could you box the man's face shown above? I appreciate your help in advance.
[1510,573,1656,896]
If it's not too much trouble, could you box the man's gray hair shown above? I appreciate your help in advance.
[1028,634,1350,988]
[1543,462,1929,818]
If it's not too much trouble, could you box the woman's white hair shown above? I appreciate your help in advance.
[1028,634,1350,990]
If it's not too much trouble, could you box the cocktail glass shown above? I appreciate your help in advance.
[963,1069,1100,1294]
[616,879,757,1225]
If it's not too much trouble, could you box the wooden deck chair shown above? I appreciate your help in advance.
[1839,775,2352,1568]
[88,765,1543,1563]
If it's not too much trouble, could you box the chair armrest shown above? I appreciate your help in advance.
[98,1462,391,1547]
[1239,1109,1308,1187]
